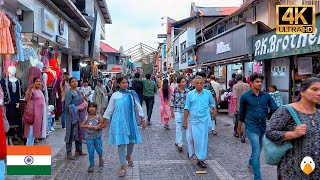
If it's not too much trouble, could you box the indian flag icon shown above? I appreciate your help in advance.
[7,146,51,175]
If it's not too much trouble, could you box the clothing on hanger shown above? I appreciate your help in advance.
[13,20,24,61]
[5,14,16,52]
[0,12,15,55]
[23,45,37,61]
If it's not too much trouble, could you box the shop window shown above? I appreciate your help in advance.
[72,58,80,71]
[217,25,225,34]
[180,41,187,63]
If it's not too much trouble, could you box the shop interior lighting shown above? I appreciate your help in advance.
[16,7,22,15]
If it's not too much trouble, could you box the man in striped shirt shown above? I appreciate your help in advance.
[171,76,189,151]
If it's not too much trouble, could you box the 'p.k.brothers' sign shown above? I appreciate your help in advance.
[253,14,320,61]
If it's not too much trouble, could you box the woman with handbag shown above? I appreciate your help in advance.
[64,77,88,160]
[159,79,174,130]
[102,77,147,177]
[265,77,320,179]
[24,77,45,146]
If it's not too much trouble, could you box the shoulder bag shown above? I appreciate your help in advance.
[130,91,141,126]
[263,105,302,165]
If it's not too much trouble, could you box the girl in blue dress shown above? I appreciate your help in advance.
[102,77,147,177]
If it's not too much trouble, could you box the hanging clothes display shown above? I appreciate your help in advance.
[0,13,14,55]
[0,77,23,135]
[5,15,16,52]
[253,62,262,73]
[23,45,37,61]
[40,48,50,69]
[16,61,31,92]
[49,51,60,77]
[44,68,56,87]
[28,66,43,89]
[13,20,23,62]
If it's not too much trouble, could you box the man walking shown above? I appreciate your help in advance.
[132,73,144,105]
[60,72,70,129]
[171,76,189,152]
[183,76,216,168]
[137,74,158,125]
[237,73,278,180]
[232,74,250,138]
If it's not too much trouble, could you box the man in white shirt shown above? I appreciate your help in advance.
[80,80,92,102]
[104,74,110,86]
[210,75,222,104]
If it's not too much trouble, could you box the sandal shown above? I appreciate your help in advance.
[197,161,207,168]
[126,155,134,167]
[118,169,126,177]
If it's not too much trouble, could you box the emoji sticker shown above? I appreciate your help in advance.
[301,156,315,175]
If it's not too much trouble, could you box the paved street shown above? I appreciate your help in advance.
[6,94,276,180]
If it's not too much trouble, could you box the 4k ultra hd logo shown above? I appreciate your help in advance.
[276,5,315,34]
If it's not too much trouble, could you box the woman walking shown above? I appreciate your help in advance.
[93,79,107,115]
[102,77,146,177]
[24,77,45,146]
[65,77,88,160]
[106,80,114,105]
[160,79,174,130]
[266,77,320,179]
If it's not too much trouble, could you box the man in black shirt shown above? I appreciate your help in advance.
[132,72,144,105]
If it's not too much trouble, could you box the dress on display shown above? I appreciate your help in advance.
[53,71,62,118]
[0,78,23,135]
[40,49,50,68]
[0,13,14,55]
[13,20,23,61]
[5,15,16,52]
[24,90,44,139]
[49,51,60,77]
[44,68,57,106]
[22,45,37,61]
[28,66,42,89]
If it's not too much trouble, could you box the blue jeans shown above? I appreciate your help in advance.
[246,130,263,180]
[0,160,5,180]
[61,102,66,128]
[174,112,184,147]
[26,125,34,146]
[86,137,103,167]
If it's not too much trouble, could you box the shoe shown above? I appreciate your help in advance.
[197,161,207,168]
[67,153,75,160]
[126,155,134,167]
[241,134,246,143]
[233,132,239,137]
[146,121,151,126]
[99,158,104,167]
[118,169,126,177]
[164,125,170,130]
[175,143,178,147]
[34,139,40,143]
[75,151,87,156]
[50,127,55,131]
[88,166,94,173]
[212,130,217,135]
[178,147,183,152]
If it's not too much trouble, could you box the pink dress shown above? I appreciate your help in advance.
[24,89,44,138]
[28,66,43,88]
[0,13,14,55]
[159,86,174,124]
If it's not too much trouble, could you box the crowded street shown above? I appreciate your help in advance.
[1,0,320,180]
[7,94,276,180]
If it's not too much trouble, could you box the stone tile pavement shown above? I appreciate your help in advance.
[5,94,277,180]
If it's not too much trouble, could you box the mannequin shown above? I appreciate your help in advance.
[44,67,57,107]
[40,48,50,69]
[28,58,42,88]
[37,62,48,139]
[0,66,23,136]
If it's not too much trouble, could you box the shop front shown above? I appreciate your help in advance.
[253,13,320,104]
[196,23,258,90]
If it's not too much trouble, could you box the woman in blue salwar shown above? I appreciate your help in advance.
[102,77,147,177]
[65,77,88,160]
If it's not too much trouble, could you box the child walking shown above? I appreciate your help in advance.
[81,103,106,172]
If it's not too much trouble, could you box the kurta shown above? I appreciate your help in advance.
[184,89,215,160]
[103,90,145,145]
[24,90,44,138]
[0,78,23,133]
[13,20,23,62]
[159,86,174,124]
[0,13,14,55]
[53,71,63,118]
[93,85,107,115]
[28,67,43,89]
[64,90,87,143]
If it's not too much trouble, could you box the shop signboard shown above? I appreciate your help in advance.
[56,35,67,46]
[197,23,257,64]
[41,8,55,37]
[107,65,123,73]
[253,14,320,60]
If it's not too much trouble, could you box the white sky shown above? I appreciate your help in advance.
[104,0,243,51]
